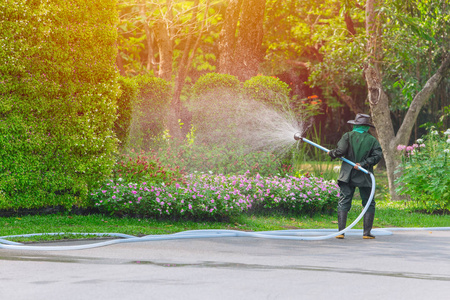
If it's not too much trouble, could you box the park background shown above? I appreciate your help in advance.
[0,0,449,229]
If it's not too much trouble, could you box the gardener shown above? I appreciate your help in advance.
[327,113,383,239]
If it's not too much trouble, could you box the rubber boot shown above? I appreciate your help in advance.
[363,212,375,239]
[336,211,348,239]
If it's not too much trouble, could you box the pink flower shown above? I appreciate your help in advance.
[397,145,406,151]
[132,191,137,194]
[112,195,116,199]
[406,146,413,152]
[102,190,107,193]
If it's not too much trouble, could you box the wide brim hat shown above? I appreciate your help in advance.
[347,113,375,128]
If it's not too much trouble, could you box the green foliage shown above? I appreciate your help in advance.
[191,73,241,97]
[126,75,172,149]
[383,0,450,112]
[395,127,450,212]
[116,0,221,76]
[0,0,119,210]
[115,76,139,147]
[243,75,291,112]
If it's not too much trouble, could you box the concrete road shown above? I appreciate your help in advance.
[1,230,450,300]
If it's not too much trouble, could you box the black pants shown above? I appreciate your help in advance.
[337,181,375,213]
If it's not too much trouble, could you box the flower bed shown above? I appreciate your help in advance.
[91,172,340,220]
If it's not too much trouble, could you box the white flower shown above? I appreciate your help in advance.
[431,130,438,135]
[447,139,450,144]
[444,149,450,154]
[333,166,340,173]
[416,139,424,144]
[444,129,450,135]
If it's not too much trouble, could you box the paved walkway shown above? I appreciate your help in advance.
[1,230,450,300]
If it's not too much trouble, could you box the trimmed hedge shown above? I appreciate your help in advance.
[191,73,241,97]
[115,76,138,147]
[0,0,119,209]
[126,75,172,150]
[243,75,291,111]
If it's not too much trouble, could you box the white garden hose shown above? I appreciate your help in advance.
[1,137,448,251]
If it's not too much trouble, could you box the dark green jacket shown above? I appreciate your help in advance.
[328,131,383,187]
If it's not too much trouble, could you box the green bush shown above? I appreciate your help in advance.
[187,74,250,146]
[243,75,291,112]
[0,0,119,210]
[191,73,241,97]
[126,75,172,150]
[395,127,450,212]
[114,76,138,148]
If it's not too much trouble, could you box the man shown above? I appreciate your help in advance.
[328,113,383,239]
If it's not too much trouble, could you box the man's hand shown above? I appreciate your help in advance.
[354,163,360,170]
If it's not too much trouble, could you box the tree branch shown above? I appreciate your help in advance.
[395,53,450,145]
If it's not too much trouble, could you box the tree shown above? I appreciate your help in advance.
[218,0,266,80]
[261,0,450,199]
[116,0,221,140]
[364,0,450,199]
[218,0,243,74]
[262,0,369,126]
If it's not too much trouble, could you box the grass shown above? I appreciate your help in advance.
[1,168,448,243]
[1,199,449,243]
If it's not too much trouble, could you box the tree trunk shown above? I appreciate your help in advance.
[173,0,200,105]
[332,84,365,114]
[154,0,173,81]
[139,0,157,74]
[171,0,202,140]
[233,0,266,80]
[218,0,243,74]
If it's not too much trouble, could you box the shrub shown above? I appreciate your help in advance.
[112,150,185,187]
[395,127,450,212]
[114,76,139,148]
[191,73,241,98]
[91,172,339,219]
[243,75,291,112]
[126,75,172,150]
[0,0,119,210]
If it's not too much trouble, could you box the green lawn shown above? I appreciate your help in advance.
[1,198,449,243]
[1,168,448,243]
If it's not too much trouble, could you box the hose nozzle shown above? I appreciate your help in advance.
[294,132,303,141]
